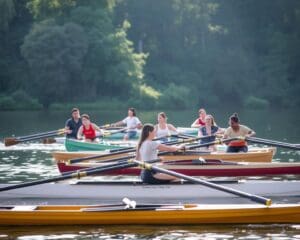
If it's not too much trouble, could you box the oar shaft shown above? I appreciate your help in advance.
[134,160,271,206]
[15,132,64,143]
[0,161,137,192]
[69,136,214,165]
[15,129,64,140]
[246,137,300,150]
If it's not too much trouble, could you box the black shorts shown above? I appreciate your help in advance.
[140,169,171,184]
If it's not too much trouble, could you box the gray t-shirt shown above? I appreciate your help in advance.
[138,140,160,162]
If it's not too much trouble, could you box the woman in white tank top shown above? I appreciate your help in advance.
[154,112,178,140]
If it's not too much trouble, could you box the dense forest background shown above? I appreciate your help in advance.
[0,0,299,110]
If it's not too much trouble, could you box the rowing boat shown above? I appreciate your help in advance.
[55,127,198,143]
[52,147,276,163]
[0,202,299,225]
[0,180,299,203]
[56,159,300,176]
[65,138,136,152]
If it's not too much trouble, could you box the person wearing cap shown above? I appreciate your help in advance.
[65,108,82,139]
[223,113,256,153]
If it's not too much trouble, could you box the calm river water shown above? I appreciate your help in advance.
[0,109,299,239]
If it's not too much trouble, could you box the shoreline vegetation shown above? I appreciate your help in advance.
[1,1,299,112]
[0,93,272,111]
[0,89,273,111]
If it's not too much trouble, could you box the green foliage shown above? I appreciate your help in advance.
[21,20,88,107]
[159,83,191,109]
[1,0,300,110]
[0,95,15,110]
[0,90,42,110]
[49,99,126,110]
[244,96,270,109]
[0,0,16,31]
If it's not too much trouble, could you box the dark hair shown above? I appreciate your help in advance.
[158,112,167,119]
[136,124,154,155]
[128,107,136,116]
[81,114,90,120]
[71,108,79,113]
[230,113,239,123]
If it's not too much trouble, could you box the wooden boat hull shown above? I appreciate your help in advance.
[56,160,300,176]
[52,147,276,164]
[65,138,135,152]
[0,180,299,203]
[0,203,299,225]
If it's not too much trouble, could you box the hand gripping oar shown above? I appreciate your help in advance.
[67,136,210,165]
[0,159,141,192]
[102,127,128,137]
[245,136,300,150]
[4,128,66,146]
[131,159,272,206]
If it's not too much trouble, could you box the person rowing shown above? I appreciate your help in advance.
[223,113,256,153]
[198,114,224,151]
[136,124,184,184]
[77,114,103,142]
[111,107,142,140]
[65,108,82,139]
[191,108,206,128]
[154,112,178,142]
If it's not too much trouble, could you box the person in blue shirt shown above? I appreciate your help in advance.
[65,108,82,139]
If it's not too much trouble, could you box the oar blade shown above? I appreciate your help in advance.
[4,137,18,147]
[42,138,57,144]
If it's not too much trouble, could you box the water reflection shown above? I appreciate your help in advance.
[0,224,300,240]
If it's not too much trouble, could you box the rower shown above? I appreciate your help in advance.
[65,108,82,139]
[223,113,256,153]
[111,107,142,141]
[136,124,185,184]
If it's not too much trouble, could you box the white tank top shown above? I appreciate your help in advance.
[156,124,170,138]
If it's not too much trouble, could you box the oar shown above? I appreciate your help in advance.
[67,136,209,165]
[0,159,141,192]
[245,137,300,150]
[102,127,128,137]
[4,128,66,146]
[73,137,238,165]
[132,159,271,206]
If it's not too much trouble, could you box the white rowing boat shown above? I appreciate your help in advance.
[0,180,299,204]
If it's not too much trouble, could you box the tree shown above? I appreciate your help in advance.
[21,20,88,107]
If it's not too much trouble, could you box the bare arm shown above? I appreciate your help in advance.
[167,124,178,133]
[77,126,83,139]
[112,120,126,127]
[246,130,256,137]
[157,143,181,152]
[191,119,200,128]
[92,123,101,132]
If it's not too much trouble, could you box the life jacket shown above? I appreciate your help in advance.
[228,140,247,147]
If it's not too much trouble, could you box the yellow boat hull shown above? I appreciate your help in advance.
[0,203,299,225]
